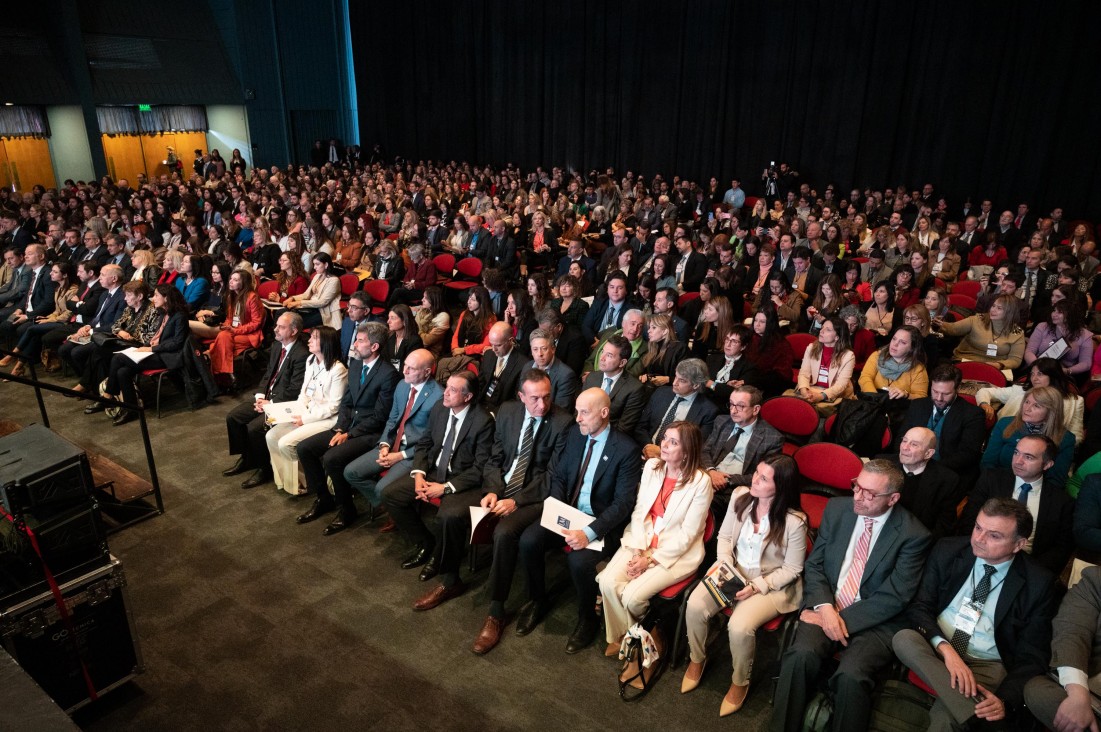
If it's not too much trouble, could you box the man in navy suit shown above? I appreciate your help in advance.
[556,238,595,279]
[526,328,578,411]
[57,263,127,387]
[77,231,111,268]
[516,387,642,654]
[295,322,400,534]
[424,210,448,254]
[344,349,441,519]
[0,248,28,309]
[635,358,719,458]
[465,215,489,259]
[340,292,370,362]
[581,271,629,343]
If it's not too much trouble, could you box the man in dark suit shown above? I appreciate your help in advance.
[223,312,309,486]
[1023,565,1101,730]
[704,324,760,407]
[788,246,821,304]
[424,210,448,254]
[635,358,718,458]
[1020,247,1054,322]
[77,232,111,268]
[581,272,629,344]
[483,219,517,283]
[893,498,1056,731]
[674,233,708,293]
[413,371,571,650]
[103,234,133,280]
[295,322,399,533]
[57,263,127,386]
[0,248,28,308]
[0,245,53,345]
[340,292,369,363]
[901,364,987,485]
[343,349,441,520]
[382,370,495,573]
[465,215,489,260]
[582,334,646,435]
[526,326,578,411]
[39,260,104,360]
[772,461,931,731]
[477,322,526,415]
[408,181,427,219]
[555,238,595,279]
[535,307,587,377]
[703,385,784,512]
[652,287,690,342]
[516,388,642,653]
[956,435,1075,576]
[888,427,960,539]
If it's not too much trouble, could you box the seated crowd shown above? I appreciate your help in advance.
[7,157,1101,730]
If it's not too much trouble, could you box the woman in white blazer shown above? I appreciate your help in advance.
[265,326,348,494]
[282,252,343,329]
[785,316,856,416]
[598,422,713,681]
[682,453,807,716]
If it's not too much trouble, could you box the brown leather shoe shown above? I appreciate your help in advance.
[471,616,503,655]
[378,516,397,533]
[412,582,466,611]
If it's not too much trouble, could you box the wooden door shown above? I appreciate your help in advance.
[1,138,55,190]
[102,135,147,184]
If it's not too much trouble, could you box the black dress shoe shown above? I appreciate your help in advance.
[322,510,356,536]
[565,615,599,654]
[401,544,434,570]
[112,411,136,426]
[296,499,334,524]
[514,600,548,637]
[84,403,106,414]
[418,555,439,582]
[240,469,273,489]
[222,458,247,477]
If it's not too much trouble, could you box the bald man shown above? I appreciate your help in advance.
[515,388,642,654]
[887,426,960,539]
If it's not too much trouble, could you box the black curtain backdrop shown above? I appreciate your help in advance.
[350,0,1101,217]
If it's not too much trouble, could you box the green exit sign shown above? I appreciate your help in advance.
[138,104,151,112]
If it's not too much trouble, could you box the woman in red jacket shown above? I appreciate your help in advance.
[208,269,265,388]
[746,306,794,397]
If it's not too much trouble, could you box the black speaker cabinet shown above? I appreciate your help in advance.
[0,556,142,713]
[0,425,96,520]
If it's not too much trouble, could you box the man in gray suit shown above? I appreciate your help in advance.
[344,349,442,521]
[581,334,646,435]
[526,328,577,411]
[703,385,784,513]
[1025,566,1101,731]
[772,460,932,732]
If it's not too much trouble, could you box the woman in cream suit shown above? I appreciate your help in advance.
[598,422,713,682]
[785,316,856,416]
[265,326,348,494]
[281,252,342,329]
[682,453,807,716]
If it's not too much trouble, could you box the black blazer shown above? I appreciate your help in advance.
[68,282,104,324]
[582,371,647,436]
[638,340,687,381]
[384,333,423,372]
[528,358,578,411]
[702,415,784,489]
[956,468,1075,576]
[906,536,1056,710]
[477,347,526,413]
[484,235,518,280]
[902,397,987,480]
[483,402,571,507]
[553,325,590,377]
[635,386,718,447]
[150,311,189,355]
[263,340,309,402]
[887,457,960,540]
[89,287,128,332]
[412,402,495,493]
[704,353,761,408]
[23,267,57,320]
[335,357,400,439]
[547,425,641,542]
[802,497,931,635]
[679,251,708,293]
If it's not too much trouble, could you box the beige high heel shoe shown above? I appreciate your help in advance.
[719,683,749,716]
[680,659,707,693]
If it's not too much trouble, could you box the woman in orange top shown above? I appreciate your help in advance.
[208,269,265,384]
[333,223,363,271]
[435,286,496,383]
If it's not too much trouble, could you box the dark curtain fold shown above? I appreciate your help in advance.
[97,105,208,134]
[0,106,49,137]
[350,0,1101,217]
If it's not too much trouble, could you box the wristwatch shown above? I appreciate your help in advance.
[445,484,456,495]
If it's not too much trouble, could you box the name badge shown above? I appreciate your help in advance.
[985,343,998,358]
[955,599,983,637]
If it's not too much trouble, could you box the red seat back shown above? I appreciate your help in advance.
[946,293,977,310]
[363,279,389,305]
[454,257,483,280]
[257,280,279,300]
[951,280,981,299]
[793,442,863,491]
[786,334,817,366]
[678,292,700,308]
[432,254,456,277]
[339,273,360,297]
[759,396,819,439]
[956,361,1007,387]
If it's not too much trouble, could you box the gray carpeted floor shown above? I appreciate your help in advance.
[3,374,779,731]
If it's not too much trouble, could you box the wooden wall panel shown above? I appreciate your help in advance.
[101,135,146,184]
[1,138,56,191]
[0,143,10,190]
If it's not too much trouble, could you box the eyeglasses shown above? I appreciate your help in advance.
[850,479,895,499]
